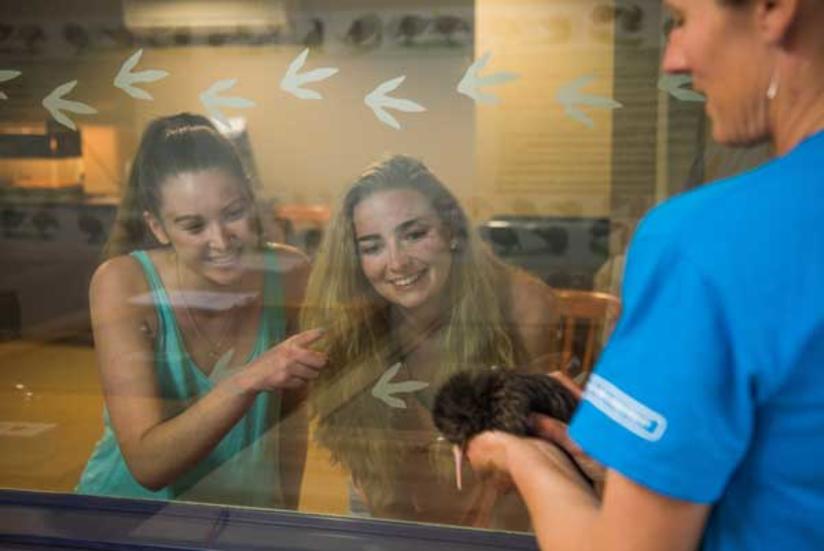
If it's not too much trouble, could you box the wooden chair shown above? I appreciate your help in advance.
[553,289,621,382]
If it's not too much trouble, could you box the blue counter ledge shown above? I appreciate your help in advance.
[0,489,539,551]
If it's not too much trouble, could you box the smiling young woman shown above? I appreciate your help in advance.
[75,113,328,508]
[301,155,559,527]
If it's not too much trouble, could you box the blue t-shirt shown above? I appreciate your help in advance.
[570,130,824,550]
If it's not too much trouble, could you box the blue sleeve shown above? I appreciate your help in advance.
[568,227,754,503]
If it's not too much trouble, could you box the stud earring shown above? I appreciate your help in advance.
[766,71,779,100]
[449,239,458,251]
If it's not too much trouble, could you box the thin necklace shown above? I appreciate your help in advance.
[392,311,445,372]
[175,255,241,360]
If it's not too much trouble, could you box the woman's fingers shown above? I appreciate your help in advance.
[286,328,328,367]
[245,327,329,391]
[288,327,326,347]
[267,353,325,388]
[290,345,328,368]
[530,414,583,455]
[529,413,606,489]
[281,377,306,389]
[548,370,583,400]
[287,362,323,381]
[466,431,513,475]
[260,328,328,369]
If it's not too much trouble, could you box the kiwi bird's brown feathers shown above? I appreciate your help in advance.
[432,369,578,448]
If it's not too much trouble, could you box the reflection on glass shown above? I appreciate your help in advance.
[0,0,772,541]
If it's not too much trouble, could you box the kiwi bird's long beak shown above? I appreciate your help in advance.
[453,444,464,491]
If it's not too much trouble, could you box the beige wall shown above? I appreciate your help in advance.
[474,0,616,219]
[1,0,626,222]
[126,38,471,207]
[2,6,476,210]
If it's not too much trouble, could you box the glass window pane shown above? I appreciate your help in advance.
[0,0,774,539]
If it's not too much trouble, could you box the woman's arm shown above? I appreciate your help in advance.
[468,432,709,551]
[91,256,325,491]
[508,271,561,373]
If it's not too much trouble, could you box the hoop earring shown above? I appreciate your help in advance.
[766,71,779,100]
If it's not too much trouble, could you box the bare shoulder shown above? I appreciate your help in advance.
[508,269,558,325]
[90,255,150,302]
[89,254,156,332]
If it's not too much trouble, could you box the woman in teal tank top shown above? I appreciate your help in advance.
[75,114,327,508]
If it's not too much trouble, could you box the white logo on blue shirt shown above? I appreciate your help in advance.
[583,374,667,442]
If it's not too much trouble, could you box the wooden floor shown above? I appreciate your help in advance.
[0,340,349,515]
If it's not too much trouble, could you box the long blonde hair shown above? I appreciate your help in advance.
[302,155,525,509]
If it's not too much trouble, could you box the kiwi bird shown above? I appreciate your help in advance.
[432,368,588,490]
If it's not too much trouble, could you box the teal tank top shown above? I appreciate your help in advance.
[76,250,286,507]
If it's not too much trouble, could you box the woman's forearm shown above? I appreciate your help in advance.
[115,328,324,491]
[119,375,259,491]
[506,438,600,551]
